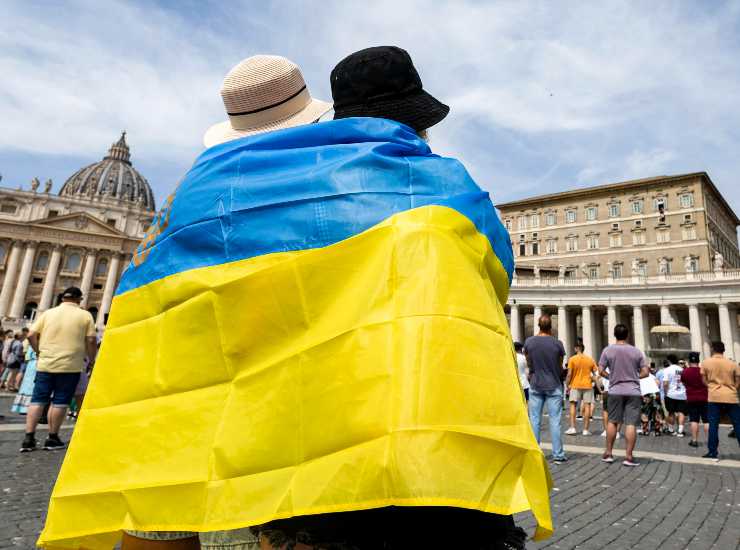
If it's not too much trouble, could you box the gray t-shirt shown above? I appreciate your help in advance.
[598,343,647,396]
[523,335,565,392]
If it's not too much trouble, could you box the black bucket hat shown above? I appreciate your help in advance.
[331,46,449,132]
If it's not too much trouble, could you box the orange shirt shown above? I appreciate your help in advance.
[568,353,597,390]
[701,356,740,404]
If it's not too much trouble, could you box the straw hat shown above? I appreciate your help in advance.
[203,55,332,147]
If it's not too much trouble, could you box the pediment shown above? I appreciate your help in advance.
[31,212,126,236]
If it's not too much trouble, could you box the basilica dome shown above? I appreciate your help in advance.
[59,132,156,211]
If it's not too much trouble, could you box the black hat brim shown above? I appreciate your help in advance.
[333,89,449,132]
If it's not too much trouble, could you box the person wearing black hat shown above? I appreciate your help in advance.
[20,286,97,453]
[681,351,709,448]
[331,46,449,136]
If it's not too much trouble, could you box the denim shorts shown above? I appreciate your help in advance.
[31,371,81,407]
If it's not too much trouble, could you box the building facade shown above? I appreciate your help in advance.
[0,133,156,328]
[497,172,739,279]
[499,173,740,363]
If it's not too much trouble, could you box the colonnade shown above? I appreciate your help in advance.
[0,239,124,328]
[508,301,740,362]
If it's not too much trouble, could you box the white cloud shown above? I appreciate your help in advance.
[2,1,740,211]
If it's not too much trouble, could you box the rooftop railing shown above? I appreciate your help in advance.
[511,269,740,287]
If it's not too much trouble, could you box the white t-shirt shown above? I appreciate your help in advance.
[663,364,686,400]
[516,352,530,390]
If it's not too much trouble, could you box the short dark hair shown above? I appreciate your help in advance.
[21,327,29,333]
[614,323,629,341]
[62,287,83,300]
[666,354,679,364]
[514,342,523,352]
[574,342,584,352]
[688,351,701,363]
[538,314,552,332]
[711,341,725,354]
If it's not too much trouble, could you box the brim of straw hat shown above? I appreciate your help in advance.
[333,89,449,133]
[203,97,333,148]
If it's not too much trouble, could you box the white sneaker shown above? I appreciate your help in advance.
[600,430,607,437]
[582,430,592,436]
[616,432,621,440]
[637,429,643,435]
[565,427,578,435]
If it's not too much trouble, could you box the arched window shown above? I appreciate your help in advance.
[95,257,109,277]
[64,252,81,272]
[35,250,50,271]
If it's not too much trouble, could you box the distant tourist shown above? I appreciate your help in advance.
[663,354,687,437]
[599,323,648,466]
[20,287,97,452]
[3,332,25,392]
[681,351,708,448]
[565,342,598,436]
[0,329,15,389]
[11,346,37,414]
[700,341,740,461]
[525,314,567,463]
[514,342,529,401]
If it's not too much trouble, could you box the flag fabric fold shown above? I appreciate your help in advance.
[38,118,552,549]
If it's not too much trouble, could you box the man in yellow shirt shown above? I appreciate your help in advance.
[565,342,598,436]
[20,287,97,453]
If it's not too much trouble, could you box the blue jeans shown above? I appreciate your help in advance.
[707,402,740,457]
[529,388,564,459]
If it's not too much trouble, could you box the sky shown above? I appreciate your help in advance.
[2,1,740,213]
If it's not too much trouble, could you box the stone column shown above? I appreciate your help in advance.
[633,305,647,353]
[582,305,595,358]
[688,304,704,357]
[97,253,121,328]
[0,242,24,317]
[558,305,573,355]
[9,241,38,318]
[510,304,522,344]
[38,245,63,312]
[607,305,618,345]
[731,307,740,362]
[79,250,97,308]
[718,303,735,357]
[700,307,712,359]
[533,305,543,324]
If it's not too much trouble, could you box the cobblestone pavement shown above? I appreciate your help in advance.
[1,393,739,549]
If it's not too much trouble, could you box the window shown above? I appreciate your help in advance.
[35,250,49,271]
[609,234,623,248]
[504,219,512,231]
[679,193,694,209]
[517,216,526,230]
[0,203,17,214]
[683,214,692,222]
[654,197,667,213]
[612,263,623,278]
[530,214,540,228]
[64,252,81,272]
[687,257,699,273]
[545,212,556,226]
[566,210,576,223]
[611,222,620,231]
[638,262,648,277]
[657,229,671,244]
[546,239,557,254]
[588,266,599,279]
[682,226,697,240]
[96,258,109,277]
[106,218,117,227]
[531,241,539,256]
[632,231,646,245]
[566,237,578,252]
[47,210,59,218]
[32,277,43,284]
[632,200,644,214]
[93,283,103,290]
[634,219,643,228]
[608,203,620,217]
[586,235,599,250]
[585,206,597,221]
[519,243,526,256]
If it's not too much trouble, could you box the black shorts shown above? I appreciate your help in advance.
[607,394,642,426]
[665,396,688,415]
[686,401,708,423]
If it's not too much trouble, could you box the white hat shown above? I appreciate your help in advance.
[203,55,332,147]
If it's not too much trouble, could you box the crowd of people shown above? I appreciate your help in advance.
[0,287,97,450]
[517,314,740,464]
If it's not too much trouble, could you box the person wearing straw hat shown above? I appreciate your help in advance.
[44,47,547,550]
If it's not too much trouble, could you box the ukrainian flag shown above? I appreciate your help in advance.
[39,118,552,549]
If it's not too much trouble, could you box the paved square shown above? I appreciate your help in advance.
[1,394,738,549]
